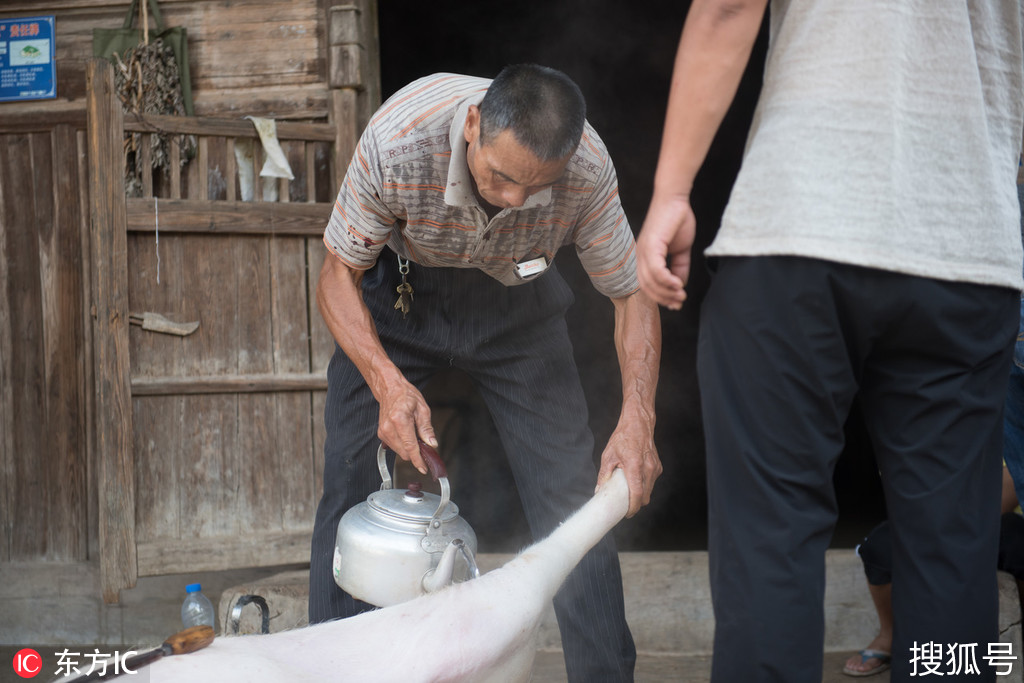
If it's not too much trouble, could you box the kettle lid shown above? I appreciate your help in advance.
[367,484,461,524]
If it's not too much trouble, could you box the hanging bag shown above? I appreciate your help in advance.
[92,0,193,115]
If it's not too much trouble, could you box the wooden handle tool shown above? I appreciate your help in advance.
[69,625,215,681]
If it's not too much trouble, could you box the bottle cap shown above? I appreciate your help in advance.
[186,583,202,593]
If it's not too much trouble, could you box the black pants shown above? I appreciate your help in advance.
[698,256,1018,683]
[858,514,1024,586]
[308,253,636,682]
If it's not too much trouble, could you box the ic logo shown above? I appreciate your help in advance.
[13,648,41,678]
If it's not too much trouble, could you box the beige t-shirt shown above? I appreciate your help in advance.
[708,0,1024,291]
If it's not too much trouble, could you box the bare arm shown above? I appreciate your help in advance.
[636,0,768,309]
[1002,466,1019,515]
[597,289,663,517]
[316,254,436,473]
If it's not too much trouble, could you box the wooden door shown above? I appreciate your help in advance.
[0,113,90,565]
[87,59,355,602]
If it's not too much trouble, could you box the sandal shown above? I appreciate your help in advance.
[842,649,892,677]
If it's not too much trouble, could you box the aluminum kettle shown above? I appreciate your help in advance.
[332,442,479,607]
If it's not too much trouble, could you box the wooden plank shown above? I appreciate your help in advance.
[169,139,181,199]
[270,239,310,375]
[126,234,192,377]
[180,395,239,539]
[235,233,260,532]
[87,58,137,603]
[282,139,303,202]
[329,4,363,46]
[78,127,101,558]
[208,135,228,200]
[0,1,188,12]
[182,137,199,199]
[236,235,274,376]
[192,62,322,91]
[329,44,365,89]
[0,136,14,561]
[237,392,282,536]
[131,373,328,395]
[126,198,332,235]
[225,138,237,201]
[329,88,360,199]
[233,216,259,547]
[136,531,312,576]
[124,115,336,142]
[305,141,316,203]
[4,133,47,560]
[132,395,181,544]
[270,235,317,530]
[178,215,241,534]
[139,134,153,199]
[184,7,320,87]
[276,392,317,531]
[185,234,235,374]
[313,141,332,203]
[0,103,87,132]
[197,136,209,200]
[193,86,329,121]
[126,223,188,550]
[353,0,382,131]
[33,133,59,564]
[42,124,89,561]
[1,0,270,12]
[253,143,263,202]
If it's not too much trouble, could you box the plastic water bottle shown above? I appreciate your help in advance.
[181,583,215,629]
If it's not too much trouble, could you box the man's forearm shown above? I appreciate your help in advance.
[316,253,436,468]
[653,0,768,199]
[612,290,661,427]
[316,254,403,402]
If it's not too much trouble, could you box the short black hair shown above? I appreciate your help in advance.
[478,64,586,161]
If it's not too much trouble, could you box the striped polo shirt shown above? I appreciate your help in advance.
[324,73,639,299]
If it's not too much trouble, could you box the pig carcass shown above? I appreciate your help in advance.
[73,469,629,682]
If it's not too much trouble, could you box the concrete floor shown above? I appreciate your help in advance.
[0,645,881,683]
[8,551,1018,682]
[530,649,886,682]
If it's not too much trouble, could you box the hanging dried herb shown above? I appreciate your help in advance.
[112,38,195,197]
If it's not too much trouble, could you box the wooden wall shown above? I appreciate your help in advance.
[0,0,379,576]
[4,0,327,118]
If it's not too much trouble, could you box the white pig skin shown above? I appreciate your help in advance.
[65,469,630,683]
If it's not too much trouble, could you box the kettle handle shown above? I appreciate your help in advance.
[376,441,449,488]
[418,441,448,480]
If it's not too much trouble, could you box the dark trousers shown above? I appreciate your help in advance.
[858,515,1024,586]
[698,256,1018,683]
[308,253,636,682]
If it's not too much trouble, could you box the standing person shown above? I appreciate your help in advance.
[636,2,1024,682]
[1000,178,1024,506]
[842,468,1024,678]
[310,64,662,681]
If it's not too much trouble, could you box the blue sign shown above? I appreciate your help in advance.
[0,16,56,103]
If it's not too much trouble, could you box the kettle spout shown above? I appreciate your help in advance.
[422,538,477,593]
